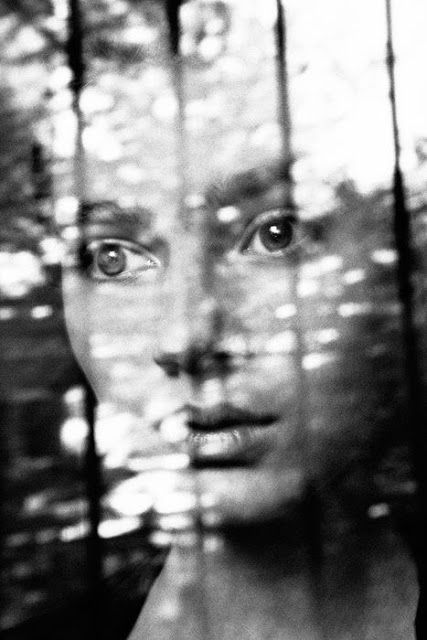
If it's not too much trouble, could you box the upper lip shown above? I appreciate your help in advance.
[183,403,277,432]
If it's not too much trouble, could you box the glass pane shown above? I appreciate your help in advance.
[60,1,420,638]
[2,0,426,638]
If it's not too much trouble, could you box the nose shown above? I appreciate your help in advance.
[154,345,232,378]
[154,298,233,379]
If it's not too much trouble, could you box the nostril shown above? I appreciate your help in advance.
[214,351,231,365]
[153,353,181,378]
[183,347,232,377]
[154,347,233,379]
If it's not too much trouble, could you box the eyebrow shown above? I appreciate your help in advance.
[204,159,292,209]
[79,201,153,237]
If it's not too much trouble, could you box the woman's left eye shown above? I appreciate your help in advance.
[82,239,160,281]
[239,211,297,257]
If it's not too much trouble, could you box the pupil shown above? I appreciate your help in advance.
[97,244,126,276]
[259,218,293,252]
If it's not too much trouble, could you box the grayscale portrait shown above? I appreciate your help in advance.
[1,1,426,639]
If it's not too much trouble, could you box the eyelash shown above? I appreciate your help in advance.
[79,239,160,282]
[237,210,299,258]
[79,211,300,282]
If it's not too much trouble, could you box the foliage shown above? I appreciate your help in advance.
[0,85,39,229]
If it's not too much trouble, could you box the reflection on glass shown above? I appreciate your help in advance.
[57,0,420,638]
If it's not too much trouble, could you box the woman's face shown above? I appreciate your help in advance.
[62,172,363,525]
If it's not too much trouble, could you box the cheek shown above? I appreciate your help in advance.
[216,262,296,333]
[62,275,164,407]
[227,354,299,413]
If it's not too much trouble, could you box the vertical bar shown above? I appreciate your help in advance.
[67,0,87,199]
[165,0,190,230]
[0,403,7,632]
[66,0,104,635]
[385,1,425,467]
[82,383,104,634]
[274,0,292,179]
[164,2,213,638]
[274,0,321,563]
[385,2,427,635]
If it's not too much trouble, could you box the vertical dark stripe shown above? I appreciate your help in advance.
[274,0,293,189]
[165,3,213,638]
[274,0,321,567]
[385,1,427,635]
[385,0,401,167]
[166,0,190,230]
[67,0,87,204]
[82,382,104,637]
[385,0,425,507]
[66,0,85,96]
[166,0,181,58]
[0,403,7,631]
[67,1,104,635]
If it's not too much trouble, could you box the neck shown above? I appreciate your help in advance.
[128,514,417,640]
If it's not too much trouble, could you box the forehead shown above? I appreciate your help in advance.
[80,160,299,237]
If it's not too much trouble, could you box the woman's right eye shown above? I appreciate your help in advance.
[79,239,161,281]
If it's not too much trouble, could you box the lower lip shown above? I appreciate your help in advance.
[188,423,280,466]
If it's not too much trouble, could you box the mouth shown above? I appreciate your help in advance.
[186,403,276,432]
[158,403,280,468]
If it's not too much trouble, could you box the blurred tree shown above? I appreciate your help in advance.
[0,0,165,66]
[0,85,39,230]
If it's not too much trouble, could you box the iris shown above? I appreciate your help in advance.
[96,243,127,276]
[258,218,294,252]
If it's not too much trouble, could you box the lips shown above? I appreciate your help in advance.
[158,403,280,468]
[185,403,277,432]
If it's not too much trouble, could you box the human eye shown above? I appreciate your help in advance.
[79,238,161,282]
[238,209,299,258]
